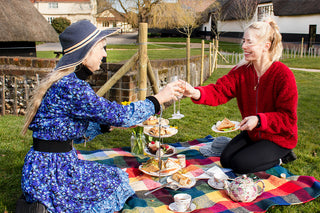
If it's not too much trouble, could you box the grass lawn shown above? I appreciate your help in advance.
[1,66,320,212]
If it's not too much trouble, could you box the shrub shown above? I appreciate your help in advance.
[51,17,71,34]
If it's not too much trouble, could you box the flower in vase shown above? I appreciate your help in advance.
[131,126,146,155]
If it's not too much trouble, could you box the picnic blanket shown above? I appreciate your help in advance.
[77,135,320,212]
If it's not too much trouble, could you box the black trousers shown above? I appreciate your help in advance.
[220,131,291,174]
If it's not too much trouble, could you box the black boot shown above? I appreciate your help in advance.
[16,194,48,213]
[281,150,297,164]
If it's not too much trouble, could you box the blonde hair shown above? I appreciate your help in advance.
[22,67,75,135]
[237,17,283,67]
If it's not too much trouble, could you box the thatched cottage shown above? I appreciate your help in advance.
[0,0,59,57]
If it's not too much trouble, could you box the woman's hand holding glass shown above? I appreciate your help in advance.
[169,76,185,119]
[154,81,182,104]
[179,80,201,100]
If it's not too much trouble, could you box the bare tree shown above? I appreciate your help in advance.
[105,0,163,27]
[227,0,258,30]
[208,1,228,39]
[96,0,114,13]
[149,0,209,83]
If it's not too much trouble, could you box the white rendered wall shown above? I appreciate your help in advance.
[275,15,320,34]
[33,1,93,24]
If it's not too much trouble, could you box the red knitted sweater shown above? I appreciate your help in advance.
[193,61,298,149]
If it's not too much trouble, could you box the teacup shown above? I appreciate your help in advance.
[174,193,192,212]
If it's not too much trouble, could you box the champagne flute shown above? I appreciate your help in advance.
[176,80,185,118]
[169,76,184,119]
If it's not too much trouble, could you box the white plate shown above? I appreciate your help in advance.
[208,177,225,190]
[138,118,169,127]
[211,121,240,133]
[169,202,196,212]
[167,175,196,189]
[139,165,181,177]
[144,126,178,138]
[144,145,176,157]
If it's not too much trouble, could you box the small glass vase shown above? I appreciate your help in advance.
[131,128,146,155]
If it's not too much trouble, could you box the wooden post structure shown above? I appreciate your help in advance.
[200,40,204,84]
[300,37,304,58]
[13,77,17,115]
[138,23,148,100]
[1,75,5,116]
[211,39,216,72]
[186,37,191,83]
[147,59,159,94]
[209,42,212,74]
[214,38,219,71]
[96,52,139,97]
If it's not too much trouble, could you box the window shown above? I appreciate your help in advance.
[257,4,273,21]
[113,22,117,27]
[103,22,109,27]
[48,17,55,24]
[48,2,58,9]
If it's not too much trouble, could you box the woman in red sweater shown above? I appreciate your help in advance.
[183,18,298,174]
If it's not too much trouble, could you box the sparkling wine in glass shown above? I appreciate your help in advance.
[170,76,184,119]
[175,80,185,118]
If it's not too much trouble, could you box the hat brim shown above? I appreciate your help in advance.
[199,136,231,157]
[54,28,119,72]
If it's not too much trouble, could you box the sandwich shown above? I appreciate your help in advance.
[141,158,180,174]
[172,172,191,186]
[217,118,235,131]
[148,126,171,136]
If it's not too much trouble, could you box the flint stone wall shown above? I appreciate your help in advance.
[0,55,209,115]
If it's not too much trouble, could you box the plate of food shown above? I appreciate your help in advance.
[167,172,196,188]
[139,158,181,177]
[144,141,176,157]
[144,126,178,138]
[138,116,169,127]
[211,118,240,133]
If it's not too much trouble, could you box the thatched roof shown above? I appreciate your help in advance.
[273,0,320,16]
[0,0,59,42]
[213,0,320,21]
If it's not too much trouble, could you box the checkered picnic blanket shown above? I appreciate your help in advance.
[77,136,320,213]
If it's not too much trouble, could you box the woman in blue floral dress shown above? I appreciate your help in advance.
[20,20,182,213]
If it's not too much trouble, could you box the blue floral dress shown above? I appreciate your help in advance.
[22,73,155,212]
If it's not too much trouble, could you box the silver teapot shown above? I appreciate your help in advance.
[224,175,265,202]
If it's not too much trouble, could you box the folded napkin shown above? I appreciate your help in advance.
[196,165,230,179]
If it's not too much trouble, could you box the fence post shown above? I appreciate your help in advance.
[209,42,212,75]
[13,77,17,115]
[1,75,4,116]
[300,37,304,58]
[186,37,191,83]
[138,23,148,100]
[213,37,219,71]
[200,40,204,84]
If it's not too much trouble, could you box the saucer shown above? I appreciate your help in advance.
[208,177,225,190]
[169,202,196,212]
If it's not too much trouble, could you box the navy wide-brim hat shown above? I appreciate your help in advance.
[54,20,119,71]
[199,136,231,157]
